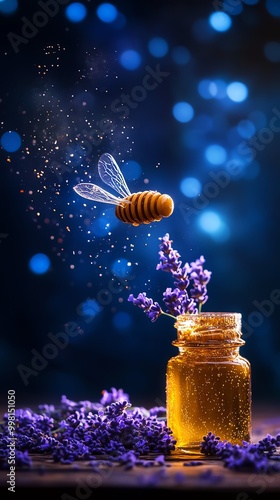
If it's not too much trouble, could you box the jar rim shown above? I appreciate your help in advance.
[175,312,242,325]
[174,312,244,344]
[177,312,241,316]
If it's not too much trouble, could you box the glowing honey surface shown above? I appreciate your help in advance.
[166,313,252,454]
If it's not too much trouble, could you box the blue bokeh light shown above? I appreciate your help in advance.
[212,79,227,99]
[171,46,191,65]
[119,49,141,70]
[147,37,169,57]
[29,253,51,275]
[198,79,216,99]
[236,119,256,139]
[0,0,18,14]
[266,0,280,17]
[199,211,222,233]
[180,177,201,198]
[209,12,232,32]
[121,160,142,180]
[198,211,230,242]
[198,79,227,100]
[172,102,194,123]
[79,299,102,321]
[226,81,248,102]
[65,3,87,23]
[0,131,21,152]
[207,82,218,99]
[112,311,132,330]
[205,144,227,165]
[96,3,118,23]
[111,258,132,278]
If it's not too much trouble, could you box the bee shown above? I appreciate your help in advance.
[73,153,174,227]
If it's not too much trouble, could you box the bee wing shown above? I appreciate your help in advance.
[73,183,128,206]
[98,153,131,198]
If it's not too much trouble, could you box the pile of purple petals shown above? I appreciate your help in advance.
[1,387,279,474]
[201,432,280,472]
[128,233,212,322]
[0,388,175,470]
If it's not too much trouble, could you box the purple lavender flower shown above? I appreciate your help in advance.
[258,433,280,456]
[156,233,182,272]
[172,262,191,290]
[163,288,197,316]
[103,401,131,417]
[149,406,166,418]
[200,431,280,473]
[156,249,182,273]
[15,450,32,468]
[100,388,130,406]
[200,432,223,456]
[128,293,162,322]
[0,449,32,470]
[222,443,269,472]
[128,233,212,322]
[189,256,212,311]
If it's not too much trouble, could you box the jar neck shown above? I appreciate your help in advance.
[173,312,245,349]
[176,346,241,360]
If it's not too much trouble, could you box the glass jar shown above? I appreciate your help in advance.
[166,312,252,455]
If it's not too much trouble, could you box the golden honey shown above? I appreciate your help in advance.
[166,313,252,455]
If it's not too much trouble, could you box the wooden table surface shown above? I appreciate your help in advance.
[1,402,280,499]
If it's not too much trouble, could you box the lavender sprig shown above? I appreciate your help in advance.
[201,432,280,473]
[128,233,212,322]
[128,292,170,322]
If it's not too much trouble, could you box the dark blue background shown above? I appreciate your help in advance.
[0,0,279,409]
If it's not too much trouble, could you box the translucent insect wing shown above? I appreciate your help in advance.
[73,183,125,205]
[98,153,131,198]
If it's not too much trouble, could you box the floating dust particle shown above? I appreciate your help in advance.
[6,48,136,269]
